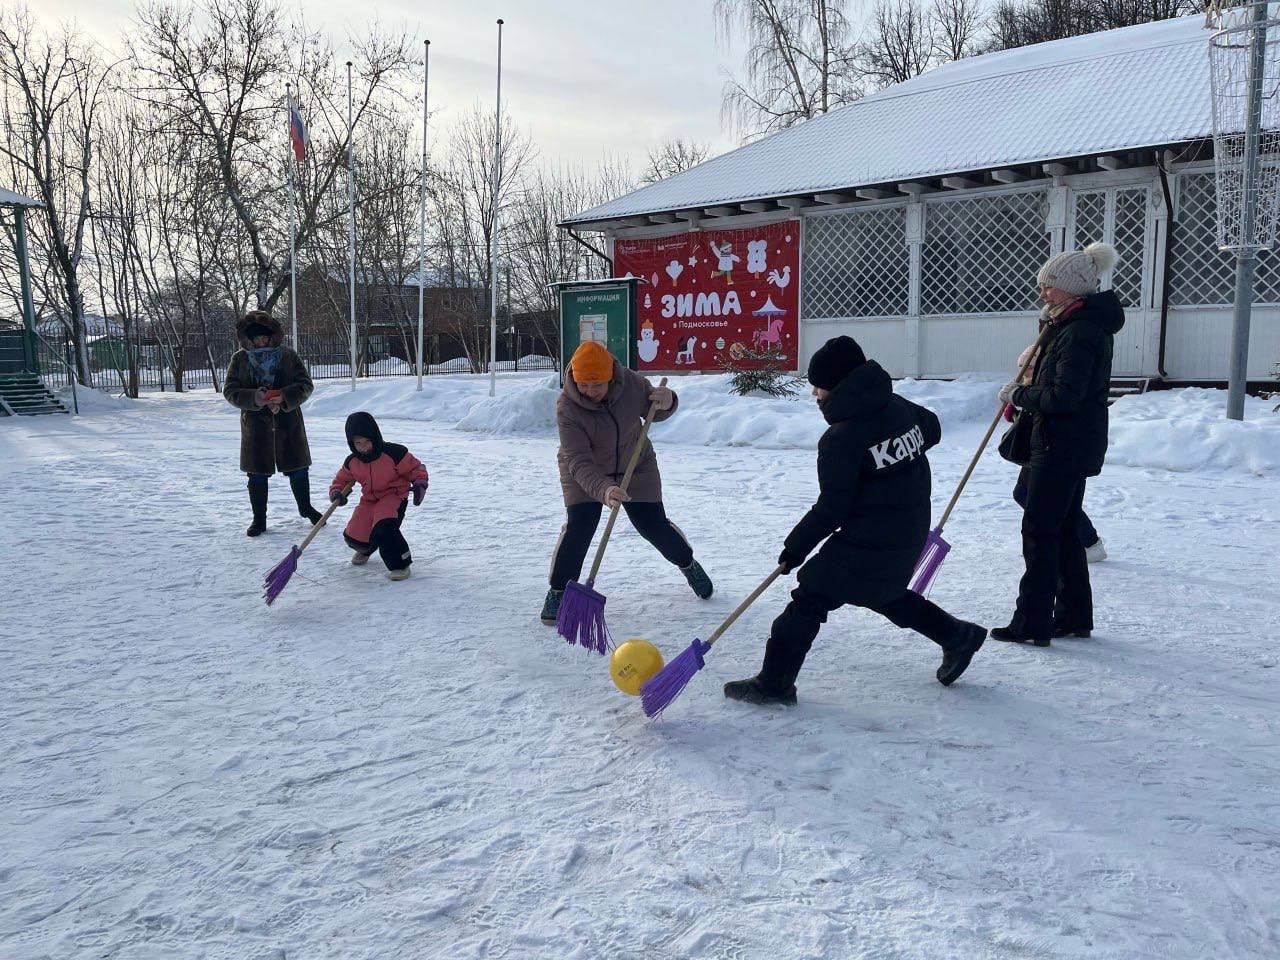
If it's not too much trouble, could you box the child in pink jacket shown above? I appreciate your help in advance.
[329,411,429,581]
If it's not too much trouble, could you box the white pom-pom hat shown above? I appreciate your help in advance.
[1036,242,1119,297]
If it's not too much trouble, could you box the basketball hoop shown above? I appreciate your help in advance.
[1207,2,1280,418]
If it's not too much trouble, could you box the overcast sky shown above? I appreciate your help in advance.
[36,0,742,170]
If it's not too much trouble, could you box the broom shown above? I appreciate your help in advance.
[909,324,1054,594]
[263,484,351,605]
[557,377,669,654]
[640,564,785,718]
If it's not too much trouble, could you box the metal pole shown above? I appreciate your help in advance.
[15,207,38,373]
[417,40,430,391]
[489,18,504,398]
[1227,1,1269,421]
[347,61,357,392]
[287,83,299,351]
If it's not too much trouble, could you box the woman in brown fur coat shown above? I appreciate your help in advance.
[223,310,319,536]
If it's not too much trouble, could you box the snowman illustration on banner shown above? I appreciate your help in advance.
[708,241,740,284]
[747,239,768,277]
[636,319,660,364]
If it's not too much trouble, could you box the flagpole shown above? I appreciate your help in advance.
[347,61,356,392]
[489,18,503,399]
[286,83,299,351]
[417,39,429,392]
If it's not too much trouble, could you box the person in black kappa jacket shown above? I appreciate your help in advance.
[724,337,987,706]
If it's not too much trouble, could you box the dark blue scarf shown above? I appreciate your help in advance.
[247,346,283,387]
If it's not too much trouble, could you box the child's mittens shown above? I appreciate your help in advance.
[411,481,428,506]
[329,487,349,506]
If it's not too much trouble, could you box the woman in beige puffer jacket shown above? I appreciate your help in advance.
[541,342,713,624]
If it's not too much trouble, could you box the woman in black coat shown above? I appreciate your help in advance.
[992,243,1124,647]
[223,310,319,536]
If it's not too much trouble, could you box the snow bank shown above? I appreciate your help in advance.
[304,371,1005,450]
[1108,387,1280,475]
[301,374,1280,475]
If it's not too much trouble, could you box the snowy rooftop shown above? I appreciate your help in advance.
[565,15,1213,227]
[0,187,42,208]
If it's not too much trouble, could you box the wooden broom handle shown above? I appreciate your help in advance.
[707,565,785,648]
[585,377,669,584]
[296,484,352,554]
[935,324,1053,532]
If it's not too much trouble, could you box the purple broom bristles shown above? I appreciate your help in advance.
[556,579,611,654]
[640,638,711,718]
[908,527,951,595]
[263,545,301,606]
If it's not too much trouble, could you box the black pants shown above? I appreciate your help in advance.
[1013,467,1098,547]
[549,501,694,590]
[344,499,411,571]
[759,584,960,692]
[1011,468,1093,638]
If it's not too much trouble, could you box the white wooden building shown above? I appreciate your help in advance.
[563,15,1278,385]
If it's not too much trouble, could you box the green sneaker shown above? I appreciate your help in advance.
[541,588,564,625]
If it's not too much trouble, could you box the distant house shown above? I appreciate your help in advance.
[564,15,1277,385]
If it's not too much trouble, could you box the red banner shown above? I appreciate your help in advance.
[615,220,800,372]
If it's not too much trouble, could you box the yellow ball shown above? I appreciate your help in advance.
[610,638,665,697]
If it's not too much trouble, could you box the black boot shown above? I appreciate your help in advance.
[289,472,323,525]
[680,560,714,599]
[723,675,797,706]
[990,625,1050,648]
[246,481,268,537]
[937,620,986,686]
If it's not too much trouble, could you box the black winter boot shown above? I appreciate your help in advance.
[246,481,268,537]
[990,625,1050,647]
[680,560,714,599]
[541,588,564,625]
[289,472,323,525]
[937,620,986,686]
[723,675,797,706]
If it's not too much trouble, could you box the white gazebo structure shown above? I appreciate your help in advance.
[564,15,1278,386]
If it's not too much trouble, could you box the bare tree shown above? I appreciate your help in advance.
[133,0,413,312]
[716,0,860,139]
[640,139,712,184]
[986,0,1198,50]
[0,8,115,384]
[860,0,937,88]
[932,0,984,62]
[429,106,534,371]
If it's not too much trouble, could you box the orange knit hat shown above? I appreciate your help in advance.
[570,341,614,383]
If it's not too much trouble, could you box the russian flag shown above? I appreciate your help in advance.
[288,101,308,162]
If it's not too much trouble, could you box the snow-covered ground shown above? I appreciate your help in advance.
[3,374,1278,960]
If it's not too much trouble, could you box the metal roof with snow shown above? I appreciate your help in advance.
[565,15,1212,227]
[0,187,43,208]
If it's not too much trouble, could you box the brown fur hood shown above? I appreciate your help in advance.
[235,310,285,349]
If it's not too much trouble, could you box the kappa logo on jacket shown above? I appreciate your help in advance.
[868,424,926,470]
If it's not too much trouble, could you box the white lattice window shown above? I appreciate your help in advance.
[802,206,909,318]
[1170,172,1280,305]
[921,191,1050,314]
[1069,187,1148,309]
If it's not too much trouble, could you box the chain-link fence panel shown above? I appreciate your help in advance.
[1171,171,1280,305]
[921,191,1051,314]
[802,206,909,318]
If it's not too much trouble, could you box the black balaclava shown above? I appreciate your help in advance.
[345,411,385,463]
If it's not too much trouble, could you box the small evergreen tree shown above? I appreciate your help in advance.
[718,345,803,398]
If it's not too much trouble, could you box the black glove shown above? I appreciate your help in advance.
[778,549,805,574]
[411,482,427,506]
[329,489,348,506]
